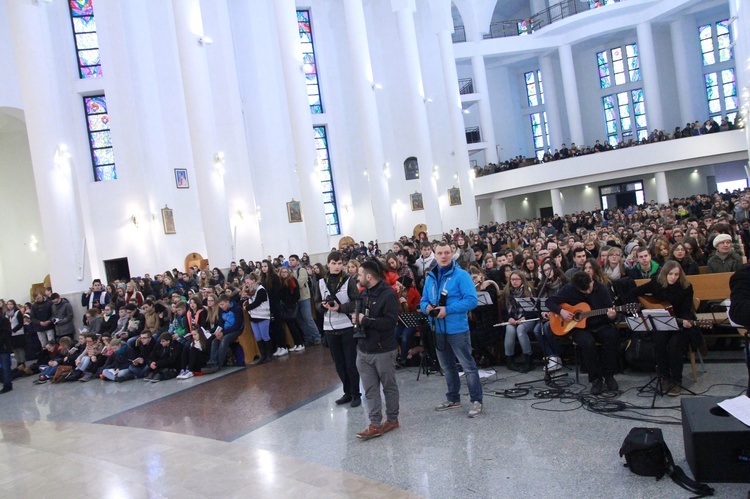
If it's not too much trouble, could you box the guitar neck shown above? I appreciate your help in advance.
[580,305,624,319]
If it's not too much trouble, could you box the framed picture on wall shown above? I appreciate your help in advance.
[448,187,462,206]
[410,192,424,211]
[161,206,176,234]
[174,168,189,189]
[287,199,303,223]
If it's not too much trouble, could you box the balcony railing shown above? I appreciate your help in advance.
[458,78,474,95]
[465,127,482,144]
[483,0,623,39]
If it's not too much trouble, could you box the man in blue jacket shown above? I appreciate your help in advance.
[420,242,482,418]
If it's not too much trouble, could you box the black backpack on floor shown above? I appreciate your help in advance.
[619,427,714,497]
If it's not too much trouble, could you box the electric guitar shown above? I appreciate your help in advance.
[549,302,640,336]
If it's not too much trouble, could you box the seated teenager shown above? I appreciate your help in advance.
[546,272,619,395]
[201,294,244,373]
[627,261,698,396]
[127,330,157,380]
[176,326,210,379]
[98,338,130,380]
[501,271,537,373]
[144,332,184,382]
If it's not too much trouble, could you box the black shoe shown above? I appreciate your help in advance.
[350,396,362,408]
[590,379,604,396]
[335,394,352,405]
[0,386,11,394]
[605,376,618,392]
[520,354,534,373]
[506,356,522,372]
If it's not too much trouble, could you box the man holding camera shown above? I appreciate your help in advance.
[420,241,482,418]
[353,260,400,440]
[316,251,362,408]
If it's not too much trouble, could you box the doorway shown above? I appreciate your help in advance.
[104,257,130,283]
[599,181,644,210]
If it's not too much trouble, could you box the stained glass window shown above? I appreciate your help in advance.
[524,70,544,107]
[83,95,117,181]
[68,0,102,79]
[700,20,733,66]
[597,44,640,89]
[704,69,738,121]
[297,10,323,114]
[313,126,340,235]
[530,112,549,159]
[603,89,647,145]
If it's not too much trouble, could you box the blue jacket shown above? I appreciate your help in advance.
[219,301,244,335]
[420,261,478,334]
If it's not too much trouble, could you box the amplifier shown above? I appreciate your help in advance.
[682,396,750,483]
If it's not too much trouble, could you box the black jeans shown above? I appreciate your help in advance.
[326,328,360,397]
[653,328,687,382]
[572,324,619,382]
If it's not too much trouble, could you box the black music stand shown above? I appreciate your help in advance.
[401,313,441,380]
[636,310,696,408]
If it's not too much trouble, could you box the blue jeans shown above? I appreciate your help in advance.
[208,330,243,367]
[533,321,561,357]
[435,331,482,404]
[394,323,416,363]
[128,364,149,378]
[0,353,11,389]
[296,298,321,343]
[504,321,534,356]
[251,320,270,342]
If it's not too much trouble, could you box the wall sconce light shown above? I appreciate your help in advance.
[432,165,439,180]
[130,215,139,228]
[462,109,470,114]
[344,204,350,213]
[423,97,433,103]
[256,206,262,221]
[371,83,382,90]
[383,162,391,178]
[214,151,225,175]
[363,169,369,178]
[29,235,38,252]
[198,36,214,45]
[55,144,71,167]
[236,209,244,220]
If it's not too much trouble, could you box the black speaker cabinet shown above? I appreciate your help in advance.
[682,396,750,483]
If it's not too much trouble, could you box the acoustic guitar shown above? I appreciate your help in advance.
[636,296,715,329]
[549,302,640,336]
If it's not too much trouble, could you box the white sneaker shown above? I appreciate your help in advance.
[468,401,483,418]
[295,345,305,352]
[183,370,194,379]
[546,356,563,372]
[272,348,283,357]
[277,347,289,357]
[176,370,187,380]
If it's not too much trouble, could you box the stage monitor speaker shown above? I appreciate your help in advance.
[682,396,750,483]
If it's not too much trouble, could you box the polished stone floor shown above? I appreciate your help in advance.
[0,345,749,498]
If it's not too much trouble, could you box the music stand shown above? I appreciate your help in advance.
[407,313,442,380]
[514,286,569,387]
[636,310,696,407]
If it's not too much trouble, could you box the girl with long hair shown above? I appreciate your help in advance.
[278,266,306,353]
[501,271,537,373]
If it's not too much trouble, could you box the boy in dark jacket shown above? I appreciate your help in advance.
[127,330,158,379]
[144,332,183,382]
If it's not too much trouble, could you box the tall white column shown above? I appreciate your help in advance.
[729,0,750,157]
[434,6,478,229]
[392,0,442,235]
[343,0,395,243]
[539,54,562,151]
[637,22,664,132]
[670,18,704,126]
[491,197,507,224]
[558,44,584,145]
[654,172,669,204]
[171,0,233,265]
[471,55,499,164]
[550,188,563,216]
[6,0,91,293]
[272,0,329,254]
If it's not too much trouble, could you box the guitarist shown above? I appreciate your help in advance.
[546,272,619,395]
[626,261,697,396]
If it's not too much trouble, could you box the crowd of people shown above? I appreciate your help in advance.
[0,187,747,420]
[474,115,744,177]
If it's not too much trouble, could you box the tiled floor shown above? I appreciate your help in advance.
[1,345,749,497]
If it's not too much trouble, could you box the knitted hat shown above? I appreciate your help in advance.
[713,233,732,247]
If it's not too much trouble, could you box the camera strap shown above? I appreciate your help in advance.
[324,274,346,305]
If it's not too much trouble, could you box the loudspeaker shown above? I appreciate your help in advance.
[682,396,750,483]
